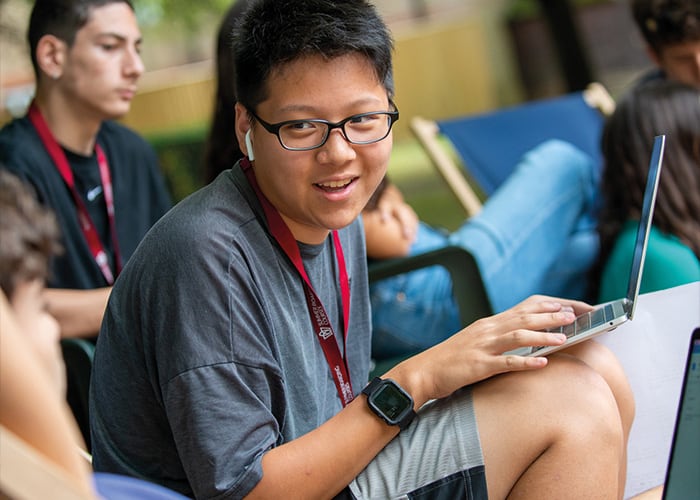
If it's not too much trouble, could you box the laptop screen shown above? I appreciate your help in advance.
[662,327,700,499]
[625,135,665,319]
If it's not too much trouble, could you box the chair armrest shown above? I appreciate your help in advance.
[60,339,96,453]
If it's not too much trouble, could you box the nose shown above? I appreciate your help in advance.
[124,46,145,78]
[316,128,356,164]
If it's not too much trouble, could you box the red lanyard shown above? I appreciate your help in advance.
[242,158,354,406]
[28,102,122,285]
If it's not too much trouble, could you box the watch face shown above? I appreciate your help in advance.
[371,382,412,422]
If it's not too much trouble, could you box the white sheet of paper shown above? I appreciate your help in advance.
[596,281,700,499]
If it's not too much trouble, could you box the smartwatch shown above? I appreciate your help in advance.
[361,377,416,431]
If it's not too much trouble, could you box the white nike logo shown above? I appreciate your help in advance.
[86,186,103,202]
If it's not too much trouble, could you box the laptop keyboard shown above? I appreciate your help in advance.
[529,304,617,354]
[549,303,616,338]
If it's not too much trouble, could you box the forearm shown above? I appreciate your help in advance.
[249,395,401,499]
[45,287,112,338]
[249,354,442,499]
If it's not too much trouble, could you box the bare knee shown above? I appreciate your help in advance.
[525,355,624,442]
[563,340,636,436]
[474,357,625,498]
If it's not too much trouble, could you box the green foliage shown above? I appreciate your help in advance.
[135,0,233,33]
[5,0,236,34]
[506,0,610,22]
[147,126,208,201]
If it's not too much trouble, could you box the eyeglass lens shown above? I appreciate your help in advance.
[279,113,394,150]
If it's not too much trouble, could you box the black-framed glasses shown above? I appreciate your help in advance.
[247,104,399,151]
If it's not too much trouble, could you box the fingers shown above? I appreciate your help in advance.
[520,294,594,315]
[493,300,576,334]
[408,298,586,401]
[498,329,566,354]
[499,352,550,371]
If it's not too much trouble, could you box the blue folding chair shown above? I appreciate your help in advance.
[411,82,615,216]
[93,473,190,499]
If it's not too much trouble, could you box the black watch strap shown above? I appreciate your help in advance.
[362,377,416,431]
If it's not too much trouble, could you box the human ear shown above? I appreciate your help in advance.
[645,44,662,68]
[234,102,254,160]
[245,130,255,161]
[35,35,66,81]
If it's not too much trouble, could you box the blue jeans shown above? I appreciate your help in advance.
[370,140,599,359]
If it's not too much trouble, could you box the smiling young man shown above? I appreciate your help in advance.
[90,1,633,498]
[0,0,171,339]
[632,0,700,87]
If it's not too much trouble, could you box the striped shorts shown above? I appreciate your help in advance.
[348,386,487,499]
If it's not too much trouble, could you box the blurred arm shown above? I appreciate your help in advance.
[45,287,111,338]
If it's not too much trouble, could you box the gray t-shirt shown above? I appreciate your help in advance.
[90,164,371,498]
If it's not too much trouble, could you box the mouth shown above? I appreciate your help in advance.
[314,177,356,192]
[118,88,137,100]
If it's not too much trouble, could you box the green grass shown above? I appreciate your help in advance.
[150,130,471,232]
[387,137,469,232]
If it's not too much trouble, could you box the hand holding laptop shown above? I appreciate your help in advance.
[506,135,666,358]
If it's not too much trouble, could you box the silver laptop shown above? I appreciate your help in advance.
[662,327,700,499]
[509,134,665,357]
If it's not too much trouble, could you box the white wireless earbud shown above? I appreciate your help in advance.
[245,129,255,161]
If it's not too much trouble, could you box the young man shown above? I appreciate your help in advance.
[91,1,634,498]
[0,0,171,339]
[631,0,700,87]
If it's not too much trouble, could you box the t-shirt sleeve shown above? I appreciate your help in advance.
[163,362,280,498]
[142,223,285,499]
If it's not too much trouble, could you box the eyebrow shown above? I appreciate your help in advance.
[96,32,142,45]
[276,97,388,116]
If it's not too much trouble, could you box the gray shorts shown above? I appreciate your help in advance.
[348,386,486,499]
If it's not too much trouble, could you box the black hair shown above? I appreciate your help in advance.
[232,0,394,112]
[631,0,700,54]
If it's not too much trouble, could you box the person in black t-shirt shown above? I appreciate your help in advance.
[0,0,171,339]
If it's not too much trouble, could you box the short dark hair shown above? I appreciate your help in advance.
[27,0,134,78]
[232,0,394,112]
[631,0,700,54]
[0,169,62,298]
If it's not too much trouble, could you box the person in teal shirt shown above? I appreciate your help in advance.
[591,79,700,302]
[598,221,700,302]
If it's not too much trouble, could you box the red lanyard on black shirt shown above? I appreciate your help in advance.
[28,101,122,285]
[241,158,354,406]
